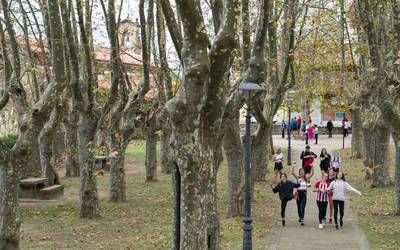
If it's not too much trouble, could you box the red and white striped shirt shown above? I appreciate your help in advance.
[315,180,328,202]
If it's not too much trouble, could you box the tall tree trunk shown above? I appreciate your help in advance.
[160,127,172,174]
[0,158,19,250]
[38,107,61,186]
[78,112,100,218]
[394,138,400,215]
[351,107,363,159]
[145,120,158,181]
[362,123,374,179]
[222,109,243,217]
[109,136,127,202]
[251,123,271,182]
[371,118,391,187]
[64,109,80,177]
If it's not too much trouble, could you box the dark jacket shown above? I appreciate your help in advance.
[272,181,300,201]
[319,153,332,171]
[327,121,333,130]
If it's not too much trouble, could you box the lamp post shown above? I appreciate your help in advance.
[238,82,263,250]
[286,90,295,166]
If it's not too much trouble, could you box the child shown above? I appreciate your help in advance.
[314,174,329,229]
[332,152,342,173]
[291,162,314,226]
[274,148,284,178]
[271,173,300,226]
[327,171,362,229]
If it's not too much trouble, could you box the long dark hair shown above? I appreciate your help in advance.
[336,171,346,181]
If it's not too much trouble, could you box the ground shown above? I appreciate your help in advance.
[19,134,400,249]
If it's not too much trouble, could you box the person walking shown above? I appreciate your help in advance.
[327,120,333,138]
[274,148,284,178]
[297,116,302,134]
[291,163,314,226]
[332,152,342,173]
[314,124,319,144]
[301,121,307,140]
[300,145,317,187]
[281,120,287,138]
[326,168,336,223]
[319,148,331,177]
[306,123,313,145]
[314,173,329,229]
[327,171,362,229]
[271,173,300,226]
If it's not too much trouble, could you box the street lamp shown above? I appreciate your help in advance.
[286,90,295,166]
[238,82,263,250]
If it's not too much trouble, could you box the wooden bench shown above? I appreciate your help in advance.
[19,178,48,199]
[39,185,64,200]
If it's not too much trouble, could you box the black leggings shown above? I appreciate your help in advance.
[316,201,328,223]
[296,191,307,220]
[333,200,345,225]
[281,199,289,218]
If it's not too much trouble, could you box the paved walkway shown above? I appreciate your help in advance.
[264,134,370,250]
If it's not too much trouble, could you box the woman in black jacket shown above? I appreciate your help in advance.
[271,173,300,226]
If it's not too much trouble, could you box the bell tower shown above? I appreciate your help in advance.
[118,19,141,55]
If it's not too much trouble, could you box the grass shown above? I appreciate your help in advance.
[20,140,278,249]
[337,147,400,250]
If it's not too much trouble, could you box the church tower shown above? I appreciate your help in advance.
[118,19,141,55]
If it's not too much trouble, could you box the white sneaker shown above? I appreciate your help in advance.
[318,224,323,229]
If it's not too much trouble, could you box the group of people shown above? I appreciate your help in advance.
[281,116,351,143]
[272,145,361,230]
[281,116,320,145]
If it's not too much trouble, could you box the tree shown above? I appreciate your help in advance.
[0,0,66,247]
[162,0,239,248]
[355,0,400,213]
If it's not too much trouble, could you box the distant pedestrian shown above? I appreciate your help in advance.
[342,118,349,137]
[281,120,287,138]
[300,145,317,187]
[306,123,313,145]
[327,120,333,138]
[301,121,307,139]
[271,173,300,226]
[319,148,331,177]
[326,168,336,223]
[332,152,342,173]
[297,117,302,134]
[327,171,362,229]
[274,148,284,178]
[314,124,319,144]
[291,117,297,132]
[314,173,329,229]
[291,162,314,226]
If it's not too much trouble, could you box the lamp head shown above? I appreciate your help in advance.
[238,82,263,101]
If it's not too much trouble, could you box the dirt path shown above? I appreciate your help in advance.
[264,134,370,250]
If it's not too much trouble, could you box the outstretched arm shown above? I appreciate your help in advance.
[345,182,362,196]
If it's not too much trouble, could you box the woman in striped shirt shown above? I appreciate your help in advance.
[314,174,329,229]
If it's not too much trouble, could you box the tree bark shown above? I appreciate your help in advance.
[251,122,271,182]
[0,157,19,250]
[222,105,243,217]
[38,107,61,186]
[145,119,158,181]
[351,107,363,159]
[64,110,80,177]
[371,118,391,187]
[78,111,100,217]
[109,134,127,202]
[160,127,172,174]
[394,138,400,215]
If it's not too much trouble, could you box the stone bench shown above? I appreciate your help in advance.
[39,185,64,200]
[19,178,48,199]
[95,156,110,171]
